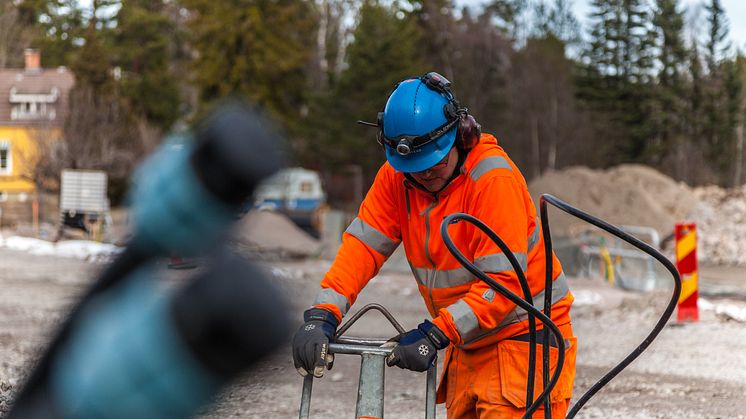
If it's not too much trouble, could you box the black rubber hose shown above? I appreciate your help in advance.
[540,201,554,417]
[441,213,565,419]
[539,194,682,419]
[443,212,539,407]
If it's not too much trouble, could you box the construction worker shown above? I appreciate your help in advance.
[292,72,576,418]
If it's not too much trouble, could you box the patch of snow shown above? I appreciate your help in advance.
[571,289,603,306]
[699,298,746,322]
[0,236,122,262]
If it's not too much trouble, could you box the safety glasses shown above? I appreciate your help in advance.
[413,149,452,175]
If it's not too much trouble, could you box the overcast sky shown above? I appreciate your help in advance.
[457,0,746,51]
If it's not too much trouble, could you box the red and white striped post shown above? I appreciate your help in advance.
[675,223,699,322]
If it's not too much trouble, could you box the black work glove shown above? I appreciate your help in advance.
[385,320,449,372]
[292,308,338,377]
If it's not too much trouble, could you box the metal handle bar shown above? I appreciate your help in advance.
[335,336,389,346]
[299,304,437,419]
[335,303,406,339]
[328,342,393,356]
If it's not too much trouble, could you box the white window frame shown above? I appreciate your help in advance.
[9,88,59,121]
[0,141,12,175]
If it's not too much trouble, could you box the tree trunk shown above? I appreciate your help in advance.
[734,124,744,186]
[548,89,558,171]
[531,113,541,179]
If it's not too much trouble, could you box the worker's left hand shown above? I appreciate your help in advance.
[384,320,449,372]
[292,308,338,377]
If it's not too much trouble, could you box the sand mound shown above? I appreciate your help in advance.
[690,185,746,265]
[529,164,696,238]
[233,210,320,258]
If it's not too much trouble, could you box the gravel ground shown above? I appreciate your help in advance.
[2,249,746,418]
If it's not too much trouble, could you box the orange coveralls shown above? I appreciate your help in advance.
[313,134,576,418]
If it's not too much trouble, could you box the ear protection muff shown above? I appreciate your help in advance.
[457,112,481,151]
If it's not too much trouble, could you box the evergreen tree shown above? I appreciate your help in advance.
[181,0,317,135]
[306,0,425,177]
[687,40,705,146]
[702,0,736,181]
[649,0,688,164]
[579,0,656,164]
[64,0,138,183]
[486,0,528,39]
[112,0,180,130]
[69,0,117,91]
[28,0,86,67]
[722,57,742,185]
[704,0,730,72]
[408,0,457,74]
[533,0,581,46]
[732,55,746,185]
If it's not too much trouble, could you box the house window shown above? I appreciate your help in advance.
[10,102,56,121]
[9,88,59,121]
[0,142,11,174]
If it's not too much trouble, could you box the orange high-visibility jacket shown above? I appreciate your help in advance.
[313,134,572,348]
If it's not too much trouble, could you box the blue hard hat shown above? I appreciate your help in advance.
[382,78,458,173]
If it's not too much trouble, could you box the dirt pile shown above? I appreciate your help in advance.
[690,186,746,265]
[233,210,321,258]
[528,164,696,238]
[530,164,746,266]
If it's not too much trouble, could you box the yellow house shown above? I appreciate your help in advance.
[0,49,74,223]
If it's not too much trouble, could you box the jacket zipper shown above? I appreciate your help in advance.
[403,181,411,221]
[422,194,439,314]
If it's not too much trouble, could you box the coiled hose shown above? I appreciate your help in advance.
[440,193,682,419]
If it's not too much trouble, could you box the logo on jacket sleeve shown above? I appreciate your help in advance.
[482,289,495,302]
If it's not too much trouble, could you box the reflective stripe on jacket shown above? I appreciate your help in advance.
[313,134,572,349]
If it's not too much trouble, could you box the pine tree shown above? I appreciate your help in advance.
[533,0,581,45]
[408,0,457,74]
[704,0,730,73]
[687,41,704,143]
[649,0,688,165]
[306,0,425,177]
[30,0,86,67]
[69,1,117,92]
[64,0,138,183]
[181,0,317,135]
[486,0,528,39]
[112,0,180,129]
[731,55,746,185]
[580,0,656,163]
[702,0,735,181]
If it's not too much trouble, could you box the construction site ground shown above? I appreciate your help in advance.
[1,247,746,419]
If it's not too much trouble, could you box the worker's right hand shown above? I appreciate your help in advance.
[384,320,449,372]
[292,308,338,377]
